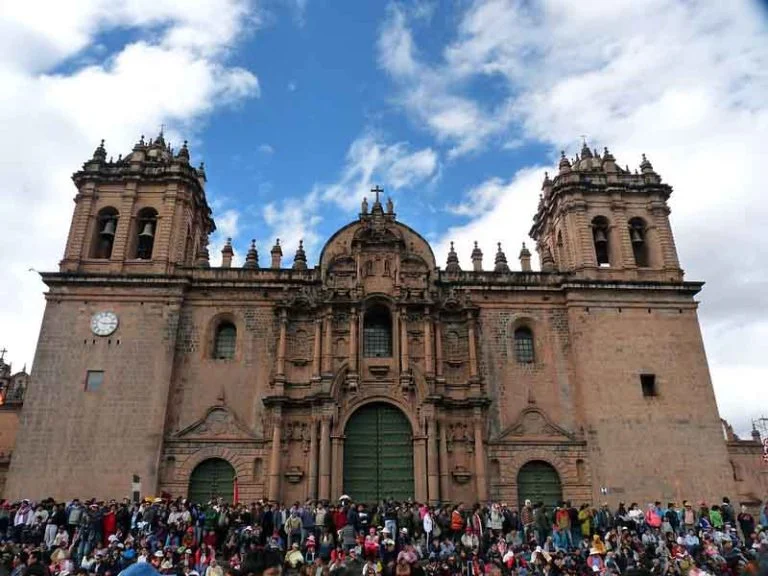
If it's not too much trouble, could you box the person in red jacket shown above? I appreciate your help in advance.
[102,504,117,546]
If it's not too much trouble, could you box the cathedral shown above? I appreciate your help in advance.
[6,134,766,507]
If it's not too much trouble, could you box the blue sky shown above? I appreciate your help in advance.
[1,0,767,434]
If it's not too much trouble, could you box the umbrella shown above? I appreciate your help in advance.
[118,562,160,576]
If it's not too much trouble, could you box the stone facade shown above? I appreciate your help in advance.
[5,137,762,507]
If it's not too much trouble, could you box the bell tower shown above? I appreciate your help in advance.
[60,133,215,274]
[530,143,682,282]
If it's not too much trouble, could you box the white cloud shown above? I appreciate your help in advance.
[438,169,543,270]
[0,0,260,369]
[394,0,768,435]
[262,192,323,264]
[258,143,274,154]
[319,131,439,210]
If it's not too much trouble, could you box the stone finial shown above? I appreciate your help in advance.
[540,244,555,272]
[361,197,368,215]
[197,161,207,181]
[221,237,234,268]
[386,196,394,214]
[538,193,545,212]
[270,238,282,269]
[445,241,461,273]
[581,140,593,159]
[196,239,210,268]
[134,134,146,150]
[471,241,483,272]
[602,146,615,162]
[243,239,259,269]
[519,242,532,272]
[558,150,571,173]
[640,153,654,174]
[92,139,107,161]
[494,242,510,273]
[293,239,308,270]
[177,140,190,161]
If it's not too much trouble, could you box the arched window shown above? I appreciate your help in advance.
[213,322,236,360]
[363,305,392,358]
[514,326,535,363]
[592,216,610,266]
[134,207,158,260]
[91,207,119,259]
[628,217,649,267]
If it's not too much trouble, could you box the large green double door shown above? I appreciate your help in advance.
[517,460,562,509]
[344,403,414,503]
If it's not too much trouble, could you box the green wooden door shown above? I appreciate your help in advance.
[344,403,413,503]
[188,458,235,504]
[517,461,562,509]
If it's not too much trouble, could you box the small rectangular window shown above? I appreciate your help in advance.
[85,370,104,391]
[640,374,657,397]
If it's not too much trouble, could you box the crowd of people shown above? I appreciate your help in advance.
[0,495,767,576]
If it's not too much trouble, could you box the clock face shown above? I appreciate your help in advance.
[91,311,119,336]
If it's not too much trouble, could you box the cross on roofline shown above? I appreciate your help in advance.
[371,185,383,204]
[0,348,6,362]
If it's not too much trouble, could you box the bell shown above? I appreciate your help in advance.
[594,229,608,244]
[630,227,644,244]
[100,219,115,237]
[139,222,154,238]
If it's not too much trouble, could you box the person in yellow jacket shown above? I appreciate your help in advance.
[578,504,593,538]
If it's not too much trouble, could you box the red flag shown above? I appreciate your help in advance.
[233,476,239,504]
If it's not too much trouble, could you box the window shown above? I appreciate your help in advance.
[592,216,610,267]
[134,207,158,260]
[214,322,237,359]
[363,305,392,358]
[514,327,535,363]
[629,217,649,267]
[640,373,657,397]
[85,370,104,391]
[91,207,119,259]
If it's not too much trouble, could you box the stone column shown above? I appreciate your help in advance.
[467,311,478,380]
[318,417,331,500]
[277,309,287,379]
[400,308,409,372]
[424,310,433,377]
[435,319,444,379]
[414,436,427,503]
[473,412,488,503]
[349,307,358,373]
[427,417,440,505]
[652,204,681,270]
[312,318,322,379]
[322,310,333,375]
[331,436,344,499]
[307,419,318,500]
[268,415,282,502]
[439,421,449,501]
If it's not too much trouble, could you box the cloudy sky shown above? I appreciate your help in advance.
[1,0,766,435]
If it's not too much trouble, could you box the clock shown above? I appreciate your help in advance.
[91,311,119,336]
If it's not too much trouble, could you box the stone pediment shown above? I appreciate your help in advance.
[175,405,256,441]
[495,407,575,442]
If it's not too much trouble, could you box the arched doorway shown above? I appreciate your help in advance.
[344,403,413,503]
[517,460,562,509]
[188,458,235,504]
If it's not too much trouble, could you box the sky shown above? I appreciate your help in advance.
[0,0,766,437]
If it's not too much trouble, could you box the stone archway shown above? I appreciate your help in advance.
[188,458,236,504]
[517,460,562,509]
[343,402,413,503]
